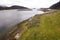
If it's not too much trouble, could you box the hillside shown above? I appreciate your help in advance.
[18,10,60,40]
[50,2,60,9]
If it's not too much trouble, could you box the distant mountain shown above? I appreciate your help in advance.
[0,5,29,10]
[50,2,60,9]
[10,5,28,9]
[0,6,7,10]
[38,8,51,12]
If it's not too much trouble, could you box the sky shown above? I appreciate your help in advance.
[0,0,59,8]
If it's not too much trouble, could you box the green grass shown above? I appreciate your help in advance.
[18,10,60,40]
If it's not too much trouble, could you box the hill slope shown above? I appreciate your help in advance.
[18,10,60,40]
[50,2,60,9]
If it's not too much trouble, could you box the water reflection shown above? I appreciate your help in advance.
[0,9,44,39]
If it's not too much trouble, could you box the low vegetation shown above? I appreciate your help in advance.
[18,10,60,40]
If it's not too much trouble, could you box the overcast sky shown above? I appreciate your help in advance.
[0,0,59,8]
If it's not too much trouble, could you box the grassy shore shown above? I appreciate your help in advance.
[18,10,60,40]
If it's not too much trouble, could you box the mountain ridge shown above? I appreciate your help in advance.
[0,5,29,10]
[50,1,60,9]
